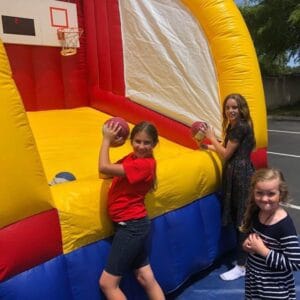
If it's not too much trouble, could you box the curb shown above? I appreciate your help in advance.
[267,115,300,121]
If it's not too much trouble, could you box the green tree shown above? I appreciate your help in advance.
[239,0,300,75]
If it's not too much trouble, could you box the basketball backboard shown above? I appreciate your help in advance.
[0,0,79,47]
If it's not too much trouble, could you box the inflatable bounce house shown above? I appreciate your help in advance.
[0,0,267,299]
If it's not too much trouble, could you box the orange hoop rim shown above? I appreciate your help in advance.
[57,27,83,40]
[57,27,83,56]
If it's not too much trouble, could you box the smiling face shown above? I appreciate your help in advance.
[131,130,155,158]
[224,97,240,125]
[254,178,281,213]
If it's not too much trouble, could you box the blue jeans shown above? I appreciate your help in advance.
[105,217,150,276]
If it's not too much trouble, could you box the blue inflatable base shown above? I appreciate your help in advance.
[168,245,300,299]
[0,193,236,300]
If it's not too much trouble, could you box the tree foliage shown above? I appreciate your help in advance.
[238,0,300,75]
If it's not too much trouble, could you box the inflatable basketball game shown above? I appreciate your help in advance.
[0,0,267,299]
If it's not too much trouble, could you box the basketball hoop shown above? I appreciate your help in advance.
[57,27,83,56]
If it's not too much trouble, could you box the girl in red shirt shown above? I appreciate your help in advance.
[98,121,165,300]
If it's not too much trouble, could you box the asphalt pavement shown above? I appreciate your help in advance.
[267,117,300,232]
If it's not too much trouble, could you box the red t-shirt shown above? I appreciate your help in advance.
[107,153,156,222]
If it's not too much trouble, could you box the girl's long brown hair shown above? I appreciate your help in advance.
[239,168,289,233]
[222,94,255,143]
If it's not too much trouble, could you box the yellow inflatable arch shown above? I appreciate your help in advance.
[185,0,267,147]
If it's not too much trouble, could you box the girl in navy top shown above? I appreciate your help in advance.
[241,168,300,299]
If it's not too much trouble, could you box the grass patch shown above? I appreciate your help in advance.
[268,101,300,117]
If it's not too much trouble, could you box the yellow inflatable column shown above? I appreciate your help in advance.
[0,39,53,228]
[181,0,267,149]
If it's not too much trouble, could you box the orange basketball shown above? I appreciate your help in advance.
[191,121,207,142]
[104,117,130,140]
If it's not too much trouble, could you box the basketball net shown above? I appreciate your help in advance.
[57,27,83,56]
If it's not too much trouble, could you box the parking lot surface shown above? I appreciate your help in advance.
[267,119,300,231]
